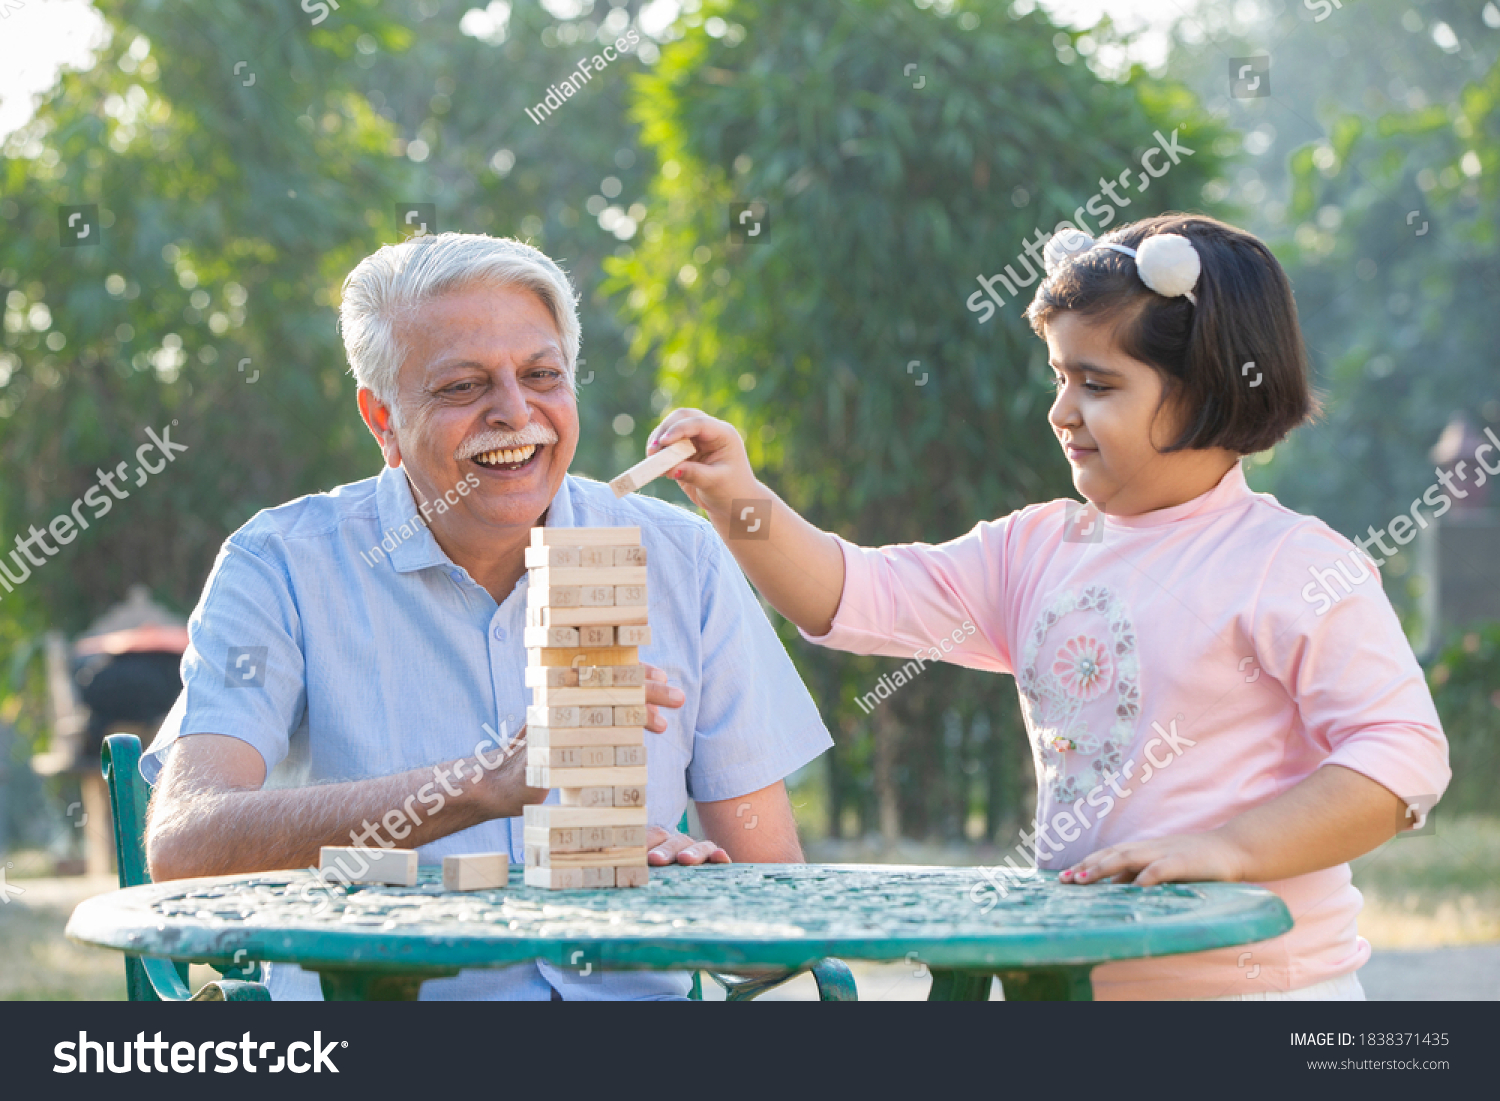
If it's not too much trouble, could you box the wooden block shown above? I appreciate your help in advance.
[532,566,648,587]
[530,685,646,707]
[579,585,615,607]
[532,526,641,547]
[527,585,582,608]
[524,625,580,649]
[540,605,648,627]
[616,625,651,646]
[578,705,614,727]
[525,845,648,869]
[613,705,648,727]
[524,804,648,828]
[577,665,613,687]
[527,765,648,789]
[579,745,613,768]
[528,745,581,768]
[526,666,579,687]
[614,825,647,847]
[579,826,613,849]
[524,826,585,851]
[615,546,648,567]
[559,786,615,807]
[606,664,646,687]
[525,545,580,568]
[581,866,616,888]
[578,625,615,648]
[527,725,645,748]
[442,852,509,892]
[609,438,696,497]
[579,546,612,568]
[615,585,647,606]
[613,784,647,808]
[530,646,639,667]
[616,865,649,888]
[528,704,580,728]
[319,846,417,887]
[615,745,647,767]
[524,866,585,889]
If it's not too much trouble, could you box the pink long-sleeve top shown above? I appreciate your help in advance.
[802,461,1450,1000]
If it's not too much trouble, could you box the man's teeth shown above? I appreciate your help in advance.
[474,445,538,466]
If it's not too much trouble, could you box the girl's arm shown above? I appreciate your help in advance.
[1060,763,1406,886]
[648,409,846,637]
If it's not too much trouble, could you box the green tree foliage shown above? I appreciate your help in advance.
[1426,623,1500,815]
[607,0,1230,839]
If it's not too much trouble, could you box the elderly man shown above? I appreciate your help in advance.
[142,233,831,1000]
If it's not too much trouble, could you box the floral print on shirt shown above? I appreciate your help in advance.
[1017,586,1139,805]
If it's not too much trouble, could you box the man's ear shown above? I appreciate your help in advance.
[357,388,403,469]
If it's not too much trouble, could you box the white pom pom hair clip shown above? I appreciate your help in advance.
[1042,228,1201,306]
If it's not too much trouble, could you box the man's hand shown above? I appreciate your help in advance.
[1060,831,1246,887]
[646,824,731,866]
[644,663,684,733]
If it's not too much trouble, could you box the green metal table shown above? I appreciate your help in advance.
[66,864,1292,1000]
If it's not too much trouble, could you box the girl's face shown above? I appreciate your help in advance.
[1044,311,1238,516]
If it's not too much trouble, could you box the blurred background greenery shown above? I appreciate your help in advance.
[0,0,1497,986]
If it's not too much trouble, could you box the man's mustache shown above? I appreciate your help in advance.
[454,423,559,461]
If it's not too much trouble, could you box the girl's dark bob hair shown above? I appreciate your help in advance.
[1025,213,1321,455]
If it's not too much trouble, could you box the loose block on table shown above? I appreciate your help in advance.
[532,527,641,547]
[319,846,417,887]
[608,438,696,497]
[442,852,509,892]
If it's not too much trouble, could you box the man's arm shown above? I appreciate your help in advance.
[146,731,542,881]
[644,780,804,866]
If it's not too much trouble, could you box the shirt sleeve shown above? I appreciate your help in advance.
[1252,522,1450,806]
[685,532,833,803]
[139,532,308,785]
[798,519,1018,675]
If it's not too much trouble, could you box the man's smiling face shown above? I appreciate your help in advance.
[364,281,579,534]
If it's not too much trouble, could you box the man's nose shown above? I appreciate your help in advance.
[485,371,531,428]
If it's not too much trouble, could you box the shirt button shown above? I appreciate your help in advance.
[493,626,507,642]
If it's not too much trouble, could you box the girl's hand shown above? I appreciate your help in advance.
[1060,830,1248,887]
[646,408,760,523]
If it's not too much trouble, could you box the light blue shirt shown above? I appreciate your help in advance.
[142,463,831,1000]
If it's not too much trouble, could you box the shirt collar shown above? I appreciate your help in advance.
[1104,460,1253,530]
[374,463,579,574]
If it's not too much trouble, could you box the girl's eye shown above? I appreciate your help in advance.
[1083,380,1110,393]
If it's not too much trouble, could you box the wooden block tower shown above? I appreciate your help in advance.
[522,526,651,889]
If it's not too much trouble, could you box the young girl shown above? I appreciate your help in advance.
[644,213,1450,1001]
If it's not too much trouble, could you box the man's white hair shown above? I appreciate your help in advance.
[338,232,581,413]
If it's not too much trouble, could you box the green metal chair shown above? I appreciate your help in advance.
[100,732,270,1000]
[102,732,855,1002]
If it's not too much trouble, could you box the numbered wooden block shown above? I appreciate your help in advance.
[524,625,580,649]
[528,745,581,769]
[613,784,646,808]
[524,804,648,829]
[615,745,647,767]
[526,765,648,789]
[530,645,639,667]
[526,845,648,869]
[579,546,612,568]
[528,584,582,608]
[442,852,509,892]
[579,745,613,768]
[613,705,648,727]
[615,585,647,606]
[531,566,647,588]
[541,606,648,628]
[527,704,580,729]
[616,625,651,646]
[319,846,417,887]
[580,826,613,850]
[579,585,615,607]
[532,526,641,547]
[526,665,580,687]
[606,664,646,687]
[578,625,615,648]
[527,725,645,748]
[530,685,646,707]
[559,786,616,808]
[614,825,647,848]
[615,865,649,888]
[614,546,647,567]
[524,866,586,889]
[581,866,616,888]
[576,665,613,687]
[524,826,584,852]
[577,705,613,727]
[525,545,581,568]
